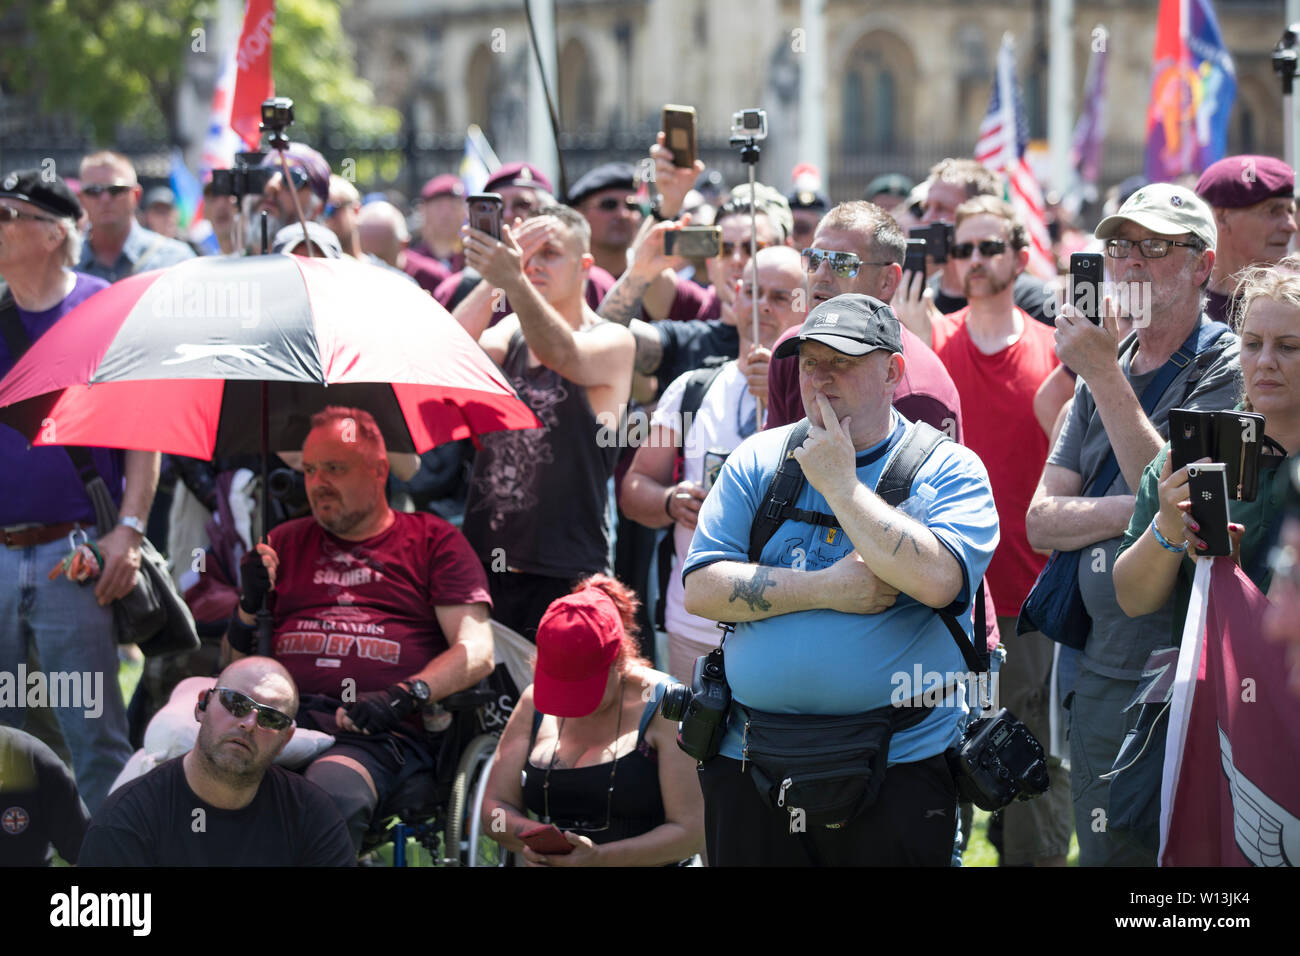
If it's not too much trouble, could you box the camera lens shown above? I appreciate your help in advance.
[660,682,692,722]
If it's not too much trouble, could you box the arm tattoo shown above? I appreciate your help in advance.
[597,272,653,326]
[729,566,777,612]
[632,320,664,375]
[891,529,922,557]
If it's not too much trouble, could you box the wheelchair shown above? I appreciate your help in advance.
[362,621,534,867]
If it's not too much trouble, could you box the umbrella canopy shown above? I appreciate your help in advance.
[0,254,538,457]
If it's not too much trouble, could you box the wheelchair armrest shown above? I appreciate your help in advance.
[439,688,495,712]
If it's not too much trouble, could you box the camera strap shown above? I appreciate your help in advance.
[744,418,987,674]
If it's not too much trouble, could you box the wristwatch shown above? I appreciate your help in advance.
[118,515,145,535]
[404,679,431,706]
[650,202,674,223]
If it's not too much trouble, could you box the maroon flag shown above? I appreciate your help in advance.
[1161,559,1300,866]
[230,0,276,151]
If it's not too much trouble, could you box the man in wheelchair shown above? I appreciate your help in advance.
[224,406,495,853]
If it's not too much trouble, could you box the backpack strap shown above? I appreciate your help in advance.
[747,419,816,562]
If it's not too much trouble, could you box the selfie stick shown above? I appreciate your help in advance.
[733,130,764,421]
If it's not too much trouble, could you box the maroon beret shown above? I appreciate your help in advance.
[1195,155,1294,209]
[482,162,553,196]
[420,174,465,201]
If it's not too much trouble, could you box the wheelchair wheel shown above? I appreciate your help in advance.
[445,733,513,866]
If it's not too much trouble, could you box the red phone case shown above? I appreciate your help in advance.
[520,823,575,855]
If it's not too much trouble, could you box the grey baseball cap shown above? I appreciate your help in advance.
[1095,182,1217,250]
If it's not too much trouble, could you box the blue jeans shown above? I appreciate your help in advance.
[0,534,132,814]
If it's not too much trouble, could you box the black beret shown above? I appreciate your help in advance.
[1196,155,1295,210]
[567,162,637,206]
[0,168,83,220]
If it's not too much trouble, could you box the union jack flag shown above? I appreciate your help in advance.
[974,34,1056,279]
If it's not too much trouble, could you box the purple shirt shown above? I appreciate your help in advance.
[0,273,125,526]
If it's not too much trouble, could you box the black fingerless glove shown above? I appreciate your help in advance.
[238,550,272,615]
[345,684,418,734]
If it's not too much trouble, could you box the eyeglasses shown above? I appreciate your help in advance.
[212,687,293,731]
[801,247,892,278]
[720,239,772,259]
[1105,238,1204,259]
[0,206,57,225]
[80,184,133,198]
[739,283,797,306]
[951,239,1009,259]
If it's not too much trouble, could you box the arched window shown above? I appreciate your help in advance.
[839,31,915,151]
[559,37,597,134]
[466,44,504,142]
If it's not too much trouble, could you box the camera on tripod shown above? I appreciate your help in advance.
[208,152,274,200]
[660,646,731,761]
[730,108,768,144]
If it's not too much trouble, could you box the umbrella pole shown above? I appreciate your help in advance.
[256,379,273,656]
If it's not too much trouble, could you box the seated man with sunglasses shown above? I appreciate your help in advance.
[79,656,356,866]
[1026,183,1240,866]
[77,151,195,283]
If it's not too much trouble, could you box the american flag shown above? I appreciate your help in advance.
[974,34,1056,278]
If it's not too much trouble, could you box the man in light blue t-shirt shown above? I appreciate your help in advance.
[682,293,999,866]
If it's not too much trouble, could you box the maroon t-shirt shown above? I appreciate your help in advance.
[666,277,721,321]
[268,512,491,697]
[402,249,451,294]
[766,324,965,442]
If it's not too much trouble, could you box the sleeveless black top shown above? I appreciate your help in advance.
[462,328,619,579]
[522,684,666,845]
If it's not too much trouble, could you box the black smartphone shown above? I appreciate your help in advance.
[910,222,952,264]
[467,193,504,240]
[1069,252,1104,325]
[663,226,722,259]
[1186,463,1232,556]
[1169,408,1265,501]
[662,105,698,169]
[902,238,927,277]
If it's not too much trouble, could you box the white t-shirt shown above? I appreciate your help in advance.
[651,360,758,646]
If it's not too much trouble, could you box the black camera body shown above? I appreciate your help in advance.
[261,96,295,134]
[661,647,731,761]
[947,707,1050,811]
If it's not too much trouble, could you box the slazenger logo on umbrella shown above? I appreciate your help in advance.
[159,343,272,366]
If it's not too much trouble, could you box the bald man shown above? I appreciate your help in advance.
[357,200,449,293]
[78,656,355,866]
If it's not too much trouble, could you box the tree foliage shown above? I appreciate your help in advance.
[0,0,399,144]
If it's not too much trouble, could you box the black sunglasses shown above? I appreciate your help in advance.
[591,196,638,212]
[950,239,1008,259]
[212,687,293,731]
[720,239,772,258]
[81,184,133,198]
[0,206,57,225]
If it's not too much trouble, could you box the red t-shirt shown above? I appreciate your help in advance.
[267,512,491,697]
[931,307,1058,616]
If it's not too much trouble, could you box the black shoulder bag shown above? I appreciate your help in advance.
[0,291,199,658]
[737,419,989,830]
[1017,320,1232,648]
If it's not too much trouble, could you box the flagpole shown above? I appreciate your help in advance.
[1048,0,1074,196]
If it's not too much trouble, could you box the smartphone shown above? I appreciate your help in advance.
[1069,252,1105,325]
[1169,408,1265,501]
[663,225,722,259]
[910,223,952,264]
[662,105,698,169]
[467,193,504,241]
[703,448,730,491]
[902,238,927,277]
[519,823,574,855]
[1186,463,1232,556]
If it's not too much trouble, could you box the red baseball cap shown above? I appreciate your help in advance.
[533,587,623,717]
[420,174,466,201]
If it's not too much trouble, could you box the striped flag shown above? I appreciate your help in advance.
[974,34,1056,279]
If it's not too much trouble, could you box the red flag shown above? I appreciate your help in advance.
[1161,559,1300,866]
[230,0,276,151]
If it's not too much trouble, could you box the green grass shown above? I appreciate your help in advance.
[964,808,1080,867]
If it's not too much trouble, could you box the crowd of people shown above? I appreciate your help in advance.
[1,126,1298,868]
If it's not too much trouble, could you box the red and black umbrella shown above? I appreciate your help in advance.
[0,253,538,457]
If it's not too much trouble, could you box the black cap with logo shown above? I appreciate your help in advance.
[773,293,904,359]
[0,168,83,220]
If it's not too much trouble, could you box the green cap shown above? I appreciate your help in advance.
[1095,183,1216,250]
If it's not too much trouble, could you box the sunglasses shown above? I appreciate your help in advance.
[720,239,772,259]
[590,196,639,212]
[0,206,57,225]
[81,184,133,198]
[950,239,1008,259]
[1105,238,1203,259]
[212,687,293,731]
[801,247,890,278]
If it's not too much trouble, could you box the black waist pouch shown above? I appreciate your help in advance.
[742,704,929,828]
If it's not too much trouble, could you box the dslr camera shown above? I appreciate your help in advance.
[660,647,731,761]
[730,108,768,142]
[946,707,1050,810]
[208,151,274,200]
